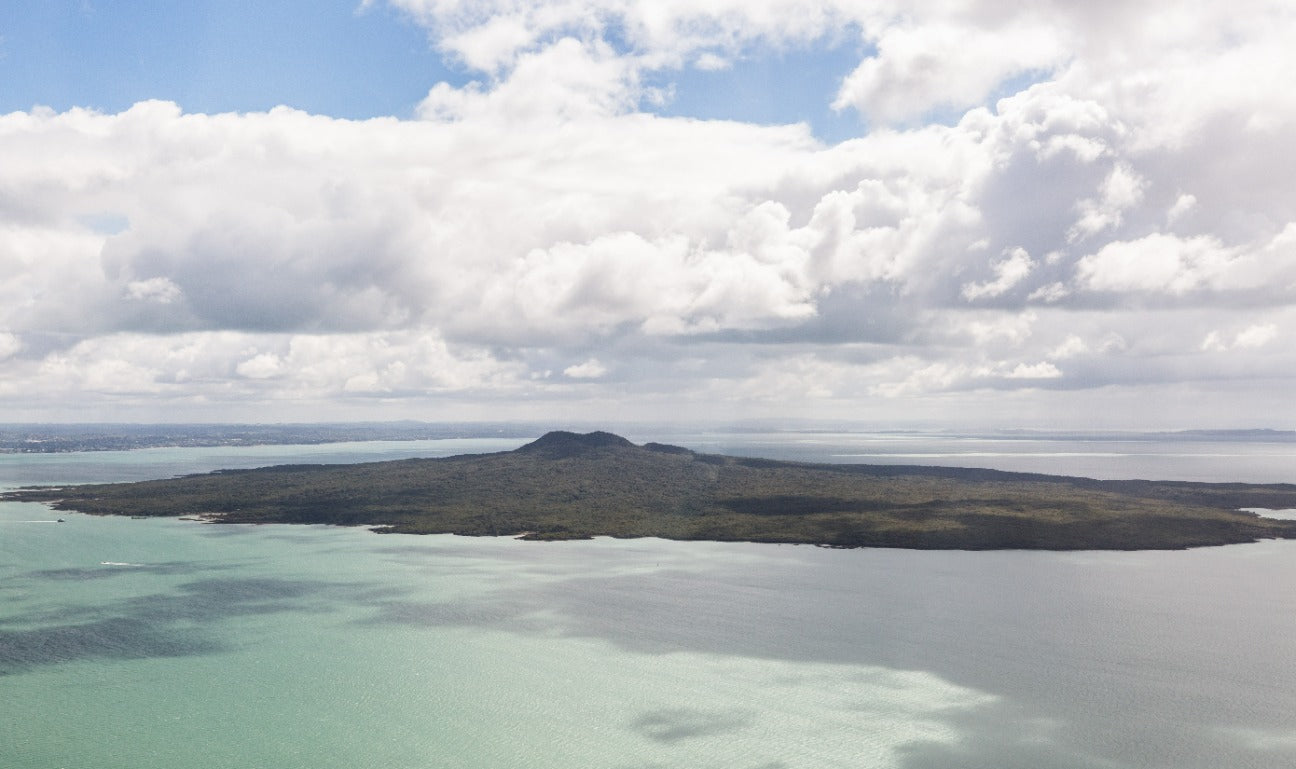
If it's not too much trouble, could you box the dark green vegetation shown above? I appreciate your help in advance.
[8,431,1296,550]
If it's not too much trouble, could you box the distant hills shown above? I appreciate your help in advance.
[8,431,1296,550]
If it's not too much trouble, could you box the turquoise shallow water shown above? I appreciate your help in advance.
[4,437,1296,768]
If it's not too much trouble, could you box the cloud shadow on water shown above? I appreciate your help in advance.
[1,575,411,676]
[629,707,753,743]
[0,616,222,675]
[25,560,235,581]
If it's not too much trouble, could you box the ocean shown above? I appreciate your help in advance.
[3,432,1295,768]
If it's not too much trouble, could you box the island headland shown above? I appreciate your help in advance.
[7,430,1296,550]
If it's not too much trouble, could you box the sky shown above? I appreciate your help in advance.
[1,0,1295,429]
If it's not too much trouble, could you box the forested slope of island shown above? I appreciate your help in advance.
[8,431,1296,550]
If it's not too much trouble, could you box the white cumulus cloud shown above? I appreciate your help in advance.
[1004,362,1063,379]
[564,359,608,379]
[3,0,1296,425]
[1235,323,1279,349]
[962,248,1036,301]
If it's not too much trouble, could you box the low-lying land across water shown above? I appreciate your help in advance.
[8,431,1296,550]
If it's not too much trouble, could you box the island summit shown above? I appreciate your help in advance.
[7,431,1296,550]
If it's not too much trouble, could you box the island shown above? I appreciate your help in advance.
[7,430,1296,550]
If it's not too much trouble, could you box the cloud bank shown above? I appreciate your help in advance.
[2,0,1295,426]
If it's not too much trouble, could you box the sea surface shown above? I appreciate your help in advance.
[3,432,1296,769]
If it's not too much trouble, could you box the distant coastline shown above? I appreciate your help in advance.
[3,422,1295,454]
[0,422,533,453]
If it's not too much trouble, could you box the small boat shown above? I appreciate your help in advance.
[56,518,65,523]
